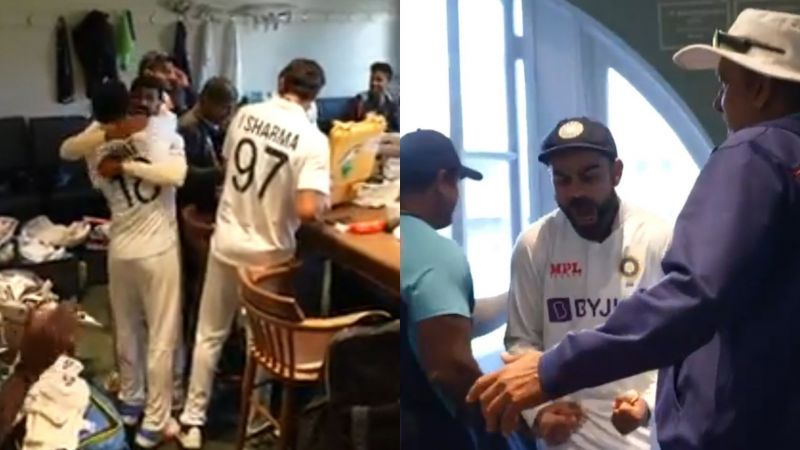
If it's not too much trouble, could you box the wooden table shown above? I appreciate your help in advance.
[298,205,400,298]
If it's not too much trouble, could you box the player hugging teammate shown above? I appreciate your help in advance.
[84,78,187,448]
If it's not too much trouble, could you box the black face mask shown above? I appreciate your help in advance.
[560,192,620,242]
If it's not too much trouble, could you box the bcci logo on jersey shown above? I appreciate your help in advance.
[546,297,621,322]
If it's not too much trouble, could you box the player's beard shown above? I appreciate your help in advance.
[560,192,620,242]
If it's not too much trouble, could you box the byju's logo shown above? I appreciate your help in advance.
[546,297,621,323]
[550,262,583,278]
[547,297,572,322]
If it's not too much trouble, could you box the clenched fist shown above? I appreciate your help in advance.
[611,390,649,435]
[535,401,585,446]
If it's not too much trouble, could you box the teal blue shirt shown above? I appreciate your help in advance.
[401,214,475,411]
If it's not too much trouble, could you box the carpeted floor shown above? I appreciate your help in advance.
[76,285,265,450]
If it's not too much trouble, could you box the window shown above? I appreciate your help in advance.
[458,0,519,299]
[515,59,531,226]
[463,158,513,297]
[400,0,453,240]
[459,0,508,152]
[607,68,700,224]
[399,0,449,136]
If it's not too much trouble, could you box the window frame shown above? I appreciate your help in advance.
[577,5,714,169]
[446,0,523,256]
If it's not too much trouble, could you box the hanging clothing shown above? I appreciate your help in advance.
[172,20,192,86]
[72,10,118,98]
[220,20,241,93]
[194,20,214,89]
[55,16,75,104]
[115,10,136,71]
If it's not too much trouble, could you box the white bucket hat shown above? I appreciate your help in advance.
[673,8,800,83]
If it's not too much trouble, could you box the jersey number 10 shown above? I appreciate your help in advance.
[231,138,289,199]
[113,157,161,208]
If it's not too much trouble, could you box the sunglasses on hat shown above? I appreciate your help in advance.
[712,29,785,55]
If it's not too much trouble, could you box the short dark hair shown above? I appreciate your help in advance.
[200,77,238,104]
[279,59,326,102]
[130,75,166,96]
[91,80,129,124]
[370,62,393,80]
[138,51,171,76]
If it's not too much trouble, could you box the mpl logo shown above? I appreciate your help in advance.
[550,262,583,278]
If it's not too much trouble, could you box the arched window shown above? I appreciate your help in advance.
[608,68,700,224]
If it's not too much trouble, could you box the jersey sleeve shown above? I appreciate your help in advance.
[168,132,186,158]
[122,159,187,187]
[504,222,547,354]
[60,121,105,161]
[296,132,331,194]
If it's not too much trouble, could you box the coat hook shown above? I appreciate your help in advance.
[149,13,156,25]
[26,14,33,27]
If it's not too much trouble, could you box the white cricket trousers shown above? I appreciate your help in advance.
[180,254,240,426]
[108,246,182,432]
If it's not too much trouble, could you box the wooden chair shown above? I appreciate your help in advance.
[237,262,391,450]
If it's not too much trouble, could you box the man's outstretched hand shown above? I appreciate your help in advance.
[466,351,549,436]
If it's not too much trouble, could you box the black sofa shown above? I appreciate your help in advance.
[317,96,353,134]
[0,115,108,223]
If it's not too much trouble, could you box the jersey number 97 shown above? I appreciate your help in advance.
[231,138,289,199]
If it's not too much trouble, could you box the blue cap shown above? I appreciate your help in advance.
[539,117,617,164]
[401,129,483,182]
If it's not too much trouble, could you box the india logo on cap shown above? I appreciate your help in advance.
[558,120,584,139]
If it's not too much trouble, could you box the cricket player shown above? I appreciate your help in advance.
[87,78,187,448]
[60,76,188,414]
[505,118,671,449]
[177,58,330,449]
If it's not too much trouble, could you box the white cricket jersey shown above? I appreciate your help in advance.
[506,201,672,450]
[211,96,330,267]
[93,122,184,260]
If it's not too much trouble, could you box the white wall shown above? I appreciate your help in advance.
[0,0,399,117]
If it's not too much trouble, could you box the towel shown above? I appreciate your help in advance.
[115,10,136,71]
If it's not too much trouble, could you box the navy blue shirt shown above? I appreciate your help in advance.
[538,115,800,450]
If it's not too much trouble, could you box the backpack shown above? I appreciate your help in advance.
[296,319,399,450]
